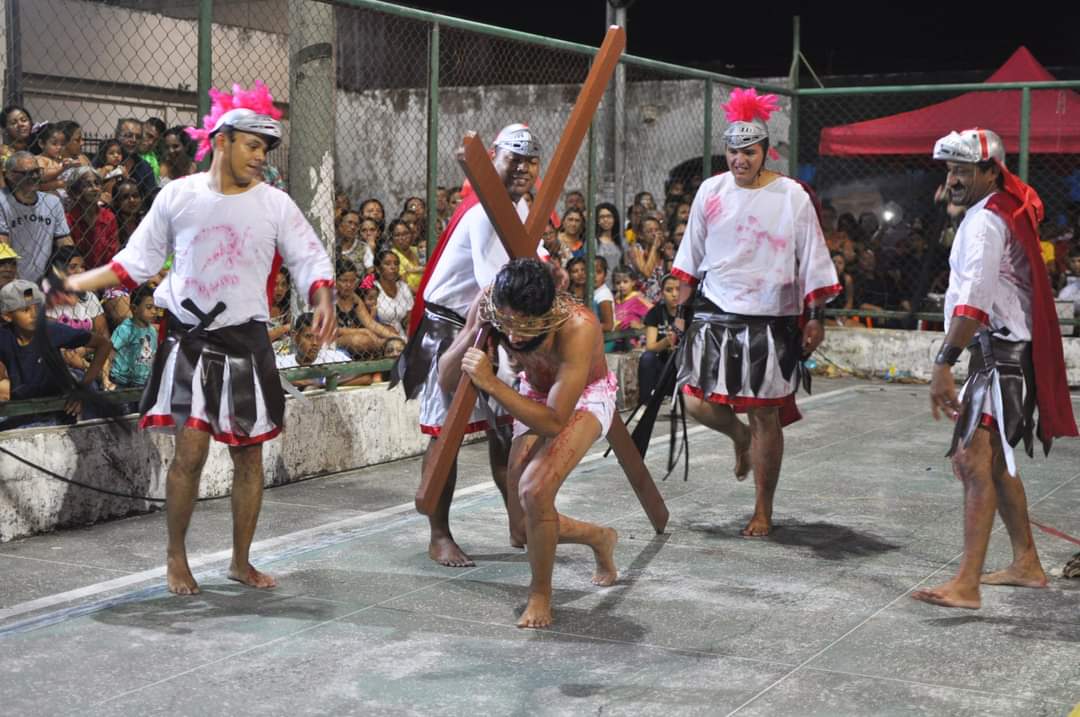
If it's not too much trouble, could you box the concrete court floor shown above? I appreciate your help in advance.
[1,379,1079,717]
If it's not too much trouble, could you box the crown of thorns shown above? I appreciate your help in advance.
[479,286,575,337]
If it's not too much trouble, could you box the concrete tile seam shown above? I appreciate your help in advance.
[798,664,1073,707]
[0,385,863,626]
[724,466,1080,716]
[0,551,134,575]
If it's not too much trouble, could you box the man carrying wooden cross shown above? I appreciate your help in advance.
[440,257,619,629]
[391,124,544,567]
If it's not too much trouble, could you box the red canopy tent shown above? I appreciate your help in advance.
[819,47,1080,156]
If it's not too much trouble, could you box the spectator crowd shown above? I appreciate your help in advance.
[3,101,1080,428]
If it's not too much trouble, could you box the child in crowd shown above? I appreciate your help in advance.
[109,283,159,389]
[612,267,652,349]
[0,279,111,427]
[639,274,680,401]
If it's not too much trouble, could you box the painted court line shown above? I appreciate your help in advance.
[0,386,861,627]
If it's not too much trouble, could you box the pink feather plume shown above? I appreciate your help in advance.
[186,80,282,162]
[722,88,780,124]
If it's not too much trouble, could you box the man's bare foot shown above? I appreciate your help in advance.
[740,513,771,537]
[428,536,475,567]
[910,580,981,609]
[591,527,619,586]
[733,425,752,481]
[227,562,278,589]
[166,555,200,595]
[517,592,553,629]
[981,562,1048,588]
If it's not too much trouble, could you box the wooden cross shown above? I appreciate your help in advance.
[415,26,669,535]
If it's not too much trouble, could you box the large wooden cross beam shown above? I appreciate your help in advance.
[414,26,669,535]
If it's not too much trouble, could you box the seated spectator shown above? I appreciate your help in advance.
[634,190,656,213]
[541,218,570,267]
[336,210,373,273]
[359,276,405,355]
[111,179,145,249]
[160,150,194,184]
[0,243,17,290]
[830,253,856,326]
[852,248,903,325]
[113,118,156,200]
[388,218,423,293]
[29,122,79,196]
[563,189,586,214]
[670,221,687,248]
[0,278,111,427]
[447,186,463,212]
[359,197,385,228]
[357,217,381,273]
[639,274,680,401]
[138,117,166,182]
[92,139,128,206]
[334,189,350,223]
[109,283,159,389]
[56,121,91,169]
[595,202,624,288]
[435,186,450,230]
[276,312,375,388]
[626,216,664,301]
[1058,247,1080,337]
[1,105,33,163]
[45,247,110,377]
[374,249,413,334]
[162,126,194,166]
[335,260,402,359]
[403,196,426,232]
[0,151,72,282]
[660,238,676,275]
[268,266,292,352]
[559,208,586,260]
[613,267,652,334]
[65,167,119,270]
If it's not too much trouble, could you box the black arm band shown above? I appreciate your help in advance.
[806,305,826,322]
[934,344,963,366]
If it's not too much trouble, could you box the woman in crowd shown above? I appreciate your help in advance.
[594,202,624,289]
[111,179,145,250]
[374,249,413,334]
[403,196,426,232]
[558,208,586,260]
[626,216,665,301]
[634,190,656,213]
[359,198,386,229]
[624,202,645,244]
[335,259,402,359]
[64,167,119,271]
[831,252,856,325]
[268,267,293,353]
[1,105,33,169]
[388,218,423,293]
[357,217,382,273]
[336,210,373,274]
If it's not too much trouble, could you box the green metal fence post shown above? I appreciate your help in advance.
[788,16,800,175]
[1019,86,1031,182]
[702,79,712,179]
[197,0,213,170]
[426,22,440,257]
[585,120,596,309]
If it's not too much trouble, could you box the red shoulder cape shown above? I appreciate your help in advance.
[986,180,1077,446]
[406,193,480,336]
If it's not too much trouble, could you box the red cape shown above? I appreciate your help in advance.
[406,193,480,336]
[987,175,1078,447]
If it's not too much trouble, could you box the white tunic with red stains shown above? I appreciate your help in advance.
[108,173,334,327]
[671,172,839,315]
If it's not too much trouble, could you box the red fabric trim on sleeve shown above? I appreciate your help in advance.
[670,267,699,286]
[308,279,335,305]
[804,283,842,305]
[953,305,989,325]
[109,260,138,290]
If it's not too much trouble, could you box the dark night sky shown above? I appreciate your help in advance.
[393,1,1079,80]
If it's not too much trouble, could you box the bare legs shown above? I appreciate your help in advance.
[424,428,512,567]
[509,412,617,629]
[911,428,1046,609]
[165,428,275,595]
[684,395,782,536]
